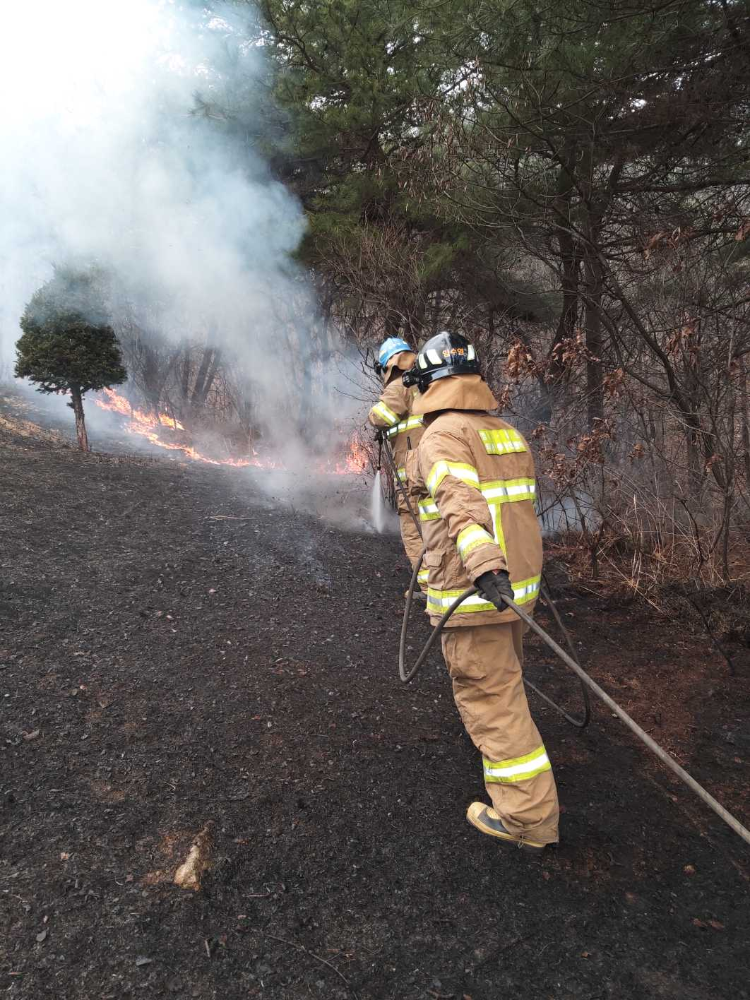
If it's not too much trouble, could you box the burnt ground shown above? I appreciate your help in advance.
[1,419,750,1000]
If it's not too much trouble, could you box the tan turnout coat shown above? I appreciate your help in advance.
[407,375,543,627]
[367,353,424,478]
[368,353,425,579]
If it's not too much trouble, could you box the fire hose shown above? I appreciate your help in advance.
[377,435,750,848]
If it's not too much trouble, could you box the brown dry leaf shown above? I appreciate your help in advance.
[174,823,213,891]
[692,918,706,928]
[708,920,725,931]
[22,729,40,741]
[684,864,696,876]
[60,852,70,861]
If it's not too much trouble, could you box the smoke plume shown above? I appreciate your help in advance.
[0,0,365,461]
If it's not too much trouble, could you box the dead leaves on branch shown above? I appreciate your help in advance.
[533,420,615,486]
[505,331,601,385]
[643,226,695,260]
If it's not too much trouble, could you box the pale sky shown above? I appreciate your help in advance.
[0,0,175,128]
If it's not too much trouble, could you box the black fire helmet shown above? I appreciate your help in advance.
[402,331,481,393]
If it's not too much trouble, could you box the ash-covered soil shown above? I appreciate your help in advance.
[1,423,749,1000]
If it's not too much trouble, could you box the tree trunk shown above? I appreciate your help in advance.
[685,417,703,504]
[141,345,162,413]
[191,346,220,408]
[180,344,191,402]
[384,309,402,338]
[548,142,581,381]
[740,356,750,488]
[193,349,222,409]
[70,386,89,452]
[583,249,604,428]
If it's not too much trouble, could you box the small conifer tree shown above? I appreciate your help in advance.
[15,268,127,451]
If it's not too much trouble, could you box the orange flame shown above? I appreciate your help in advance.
[95,388,368,474]
[331,430,369,475]
[95,388,253,467]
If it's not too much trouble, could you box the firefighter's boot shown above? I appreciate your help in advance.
[466,802,546,852]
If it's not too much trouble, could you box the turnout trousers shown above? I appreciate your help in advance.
[397,493,427,591]
[441,620,559,845]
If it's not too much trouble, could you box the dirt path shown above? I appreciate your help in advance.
[1,430,749,999]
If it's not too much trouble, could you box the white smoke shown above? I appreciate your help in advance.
[0,0,366,460]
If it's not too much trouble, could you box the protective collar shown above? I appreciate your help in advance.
[384,351,416,383]
[410,374,498,415]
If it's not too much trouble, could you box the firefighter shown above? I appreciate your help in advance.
[403,331,559,851]
[368,336,427,591]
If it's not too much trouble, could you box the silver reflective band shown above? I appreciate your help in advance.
[457,524,494,558]
[512,577,541,602]
[479,428,527,455]
[426,461,479,495]
[419,500,440,521]
[372,401,399,426]
[483,745,551,783]
[427,592,495,614]
[481,481,536,501]
[387,415,424,439]
[427,575,541,613]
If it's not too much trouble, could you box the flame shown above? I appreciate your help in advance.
[95,388,252,467]
[95,388,369,474]
[332,430,369,475]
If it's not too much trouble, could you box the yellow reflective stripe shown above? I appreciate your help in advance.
[427,588,495,612]
[489,502,507,556]
[417,568,429,583]
[479,428,527,455]
[483,745,551,784]
[386,415,424,439]
[372,401,400,426]
[427,591,496,615]
[396,466,407,482]
[427,576,540,613]
[418,500,440,522]
[427,461,479,496]
[513,575,541,604]
[481,478,536,503]
[456,524,495,559]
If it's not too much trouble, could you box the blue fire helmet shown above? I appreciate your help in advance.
[377,337,412,371]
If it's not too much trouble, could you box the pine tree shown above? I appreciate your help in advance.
[15,267,127,452]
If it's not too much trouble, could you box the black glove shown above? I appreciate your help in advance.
[476,570,514,611]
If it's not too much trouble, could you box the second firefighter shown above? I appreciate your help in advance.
[368,336,426,590]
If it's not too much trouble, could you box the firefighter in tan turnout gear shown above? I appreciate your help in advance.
[403,331,559,851]
[367,337,427,591]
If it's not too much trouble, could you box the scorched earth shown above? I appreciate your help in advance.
[1,421,749,999]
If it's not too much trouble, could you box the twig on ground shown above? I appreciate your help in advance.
[680,592,735,676]
[599,551,664,614]
[263,932,358,999]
